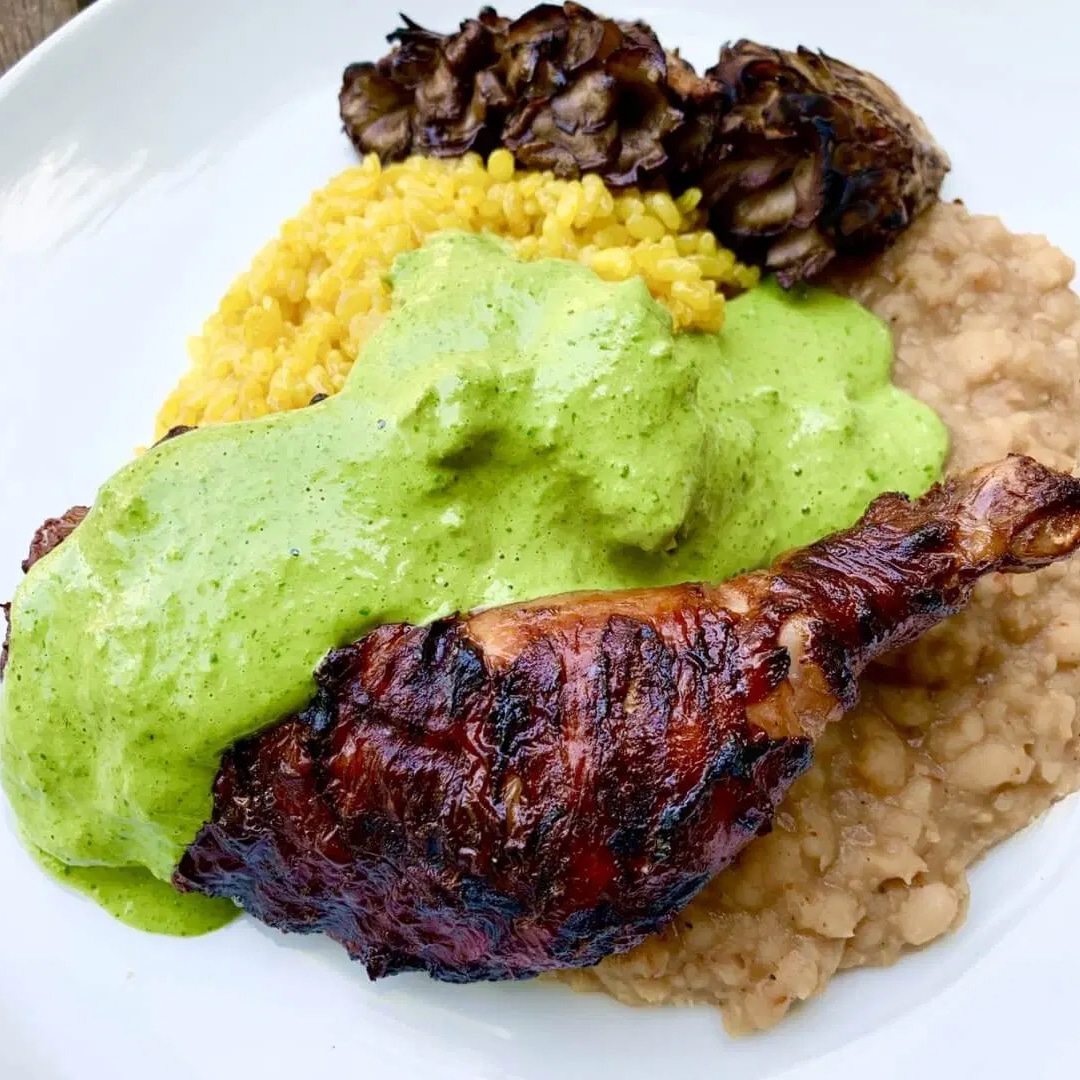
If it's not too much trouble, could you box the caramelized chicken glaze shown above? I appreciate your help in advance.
[175,456,1080,981]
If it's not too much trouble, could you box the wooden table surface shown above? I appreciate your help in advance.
[0,0,84,73]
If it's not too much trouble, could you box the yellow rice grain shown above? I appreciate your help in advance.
[156,152,759,434]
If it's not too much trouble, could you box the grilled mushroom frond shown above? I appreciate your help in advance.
[339,5,949,281]
[499,4,683,185]
[699,42,950,283]
[340,10,511,160]
[340,3,685,186]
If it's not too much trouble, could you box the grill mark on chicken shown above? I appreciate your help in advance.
[175,455,1080,982]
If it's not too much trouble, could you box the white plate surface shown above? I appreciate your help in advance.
[1,2,1078,1077]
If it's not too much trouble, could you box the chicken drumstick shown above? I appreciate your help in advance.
[176,455,1080,981]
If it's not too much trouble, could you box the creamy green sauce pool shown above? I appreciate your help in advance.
[0,234,947,933]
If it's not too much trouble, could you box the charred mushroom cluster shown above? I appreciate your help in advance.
[340,5,682,186]
[339,3,949,282]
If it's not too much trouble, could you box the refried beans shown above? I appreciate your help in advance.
[558,200,1080,1032]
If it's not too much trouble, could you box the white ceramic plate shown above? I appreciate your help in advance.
[1,2,1078,1077]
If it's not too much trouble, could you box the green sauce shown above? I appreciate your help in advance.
[0,234,947,934]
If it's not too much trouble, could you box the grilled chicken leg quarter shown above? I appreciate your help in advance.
[176,455,1080,981]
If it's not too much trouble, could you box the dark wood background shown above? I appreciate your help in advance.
[0,0,86,72]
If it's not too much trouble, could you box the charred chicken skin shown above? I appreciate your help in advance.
[173,456,1080,981]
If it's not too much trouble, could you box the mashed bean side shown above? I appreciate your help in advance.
[557,201,1080,1033]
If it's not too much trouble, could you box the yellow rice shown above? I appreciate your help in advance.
[155,150,758,435]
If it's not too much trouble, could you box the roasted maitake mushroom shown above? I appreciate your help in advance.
[340,11,509,161]
[339,4,949,281]
[698,43,949,283]
[341,4,683,186]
